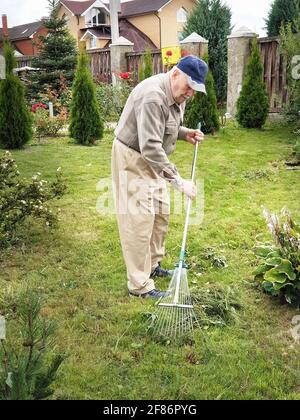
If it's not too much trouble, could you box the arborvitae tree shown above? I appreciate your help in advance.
[70,53,104,144]
[0,41,32,149]
[266,0,300,37]
[184,57,220,134]
[138,49,153,82]
[236,39,269,129]
[183,0,232,104]
[29,0,77,98]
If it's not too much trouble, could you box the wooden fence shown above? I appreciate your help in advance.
[87,48,112,83]
[258,37,288,113]
[126,49,164,83]
[13,40,289,113]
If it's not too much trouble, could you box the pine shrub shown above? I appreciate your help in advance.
[266,0,300,37]
[236,39,269,128]
[69,53,104,144]
[183,0,232,103]
[184,61,220,134]
[0,41,32,149]
[29,0,77,102]
[0,290,65,400]
[138,49,153,82]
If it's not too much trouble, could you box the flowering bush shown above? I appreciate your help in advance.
[253,208,300,305]
[33,107,68,140]
[96,81,132,123]
[31,102,47,113]
[119,72,130,80]
[0,151,67,249]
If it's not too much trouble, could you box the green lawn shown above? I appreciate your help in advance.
[1,122,300,400]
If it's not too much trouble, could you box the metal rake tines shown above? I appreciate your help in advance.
[150,268,196,339]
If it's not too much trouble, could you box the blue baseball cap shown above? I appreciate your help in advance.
[176,55,208,94]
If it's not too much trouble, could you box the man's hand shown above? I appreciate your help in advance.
[180,179,197,200]
[185,129,204,145]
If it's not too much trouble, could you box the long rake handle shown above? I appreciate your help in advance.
[174,124,201,304]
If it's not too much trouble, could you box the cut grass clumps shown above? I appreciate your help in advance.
[191,283,243,328]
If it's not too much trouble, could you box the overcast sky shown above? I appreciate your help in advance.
[0,0,273,36]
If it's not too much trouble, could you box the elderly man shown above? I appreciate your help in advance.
[112,55,208,299]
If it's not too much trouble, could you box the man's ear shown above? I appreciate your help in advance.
[170,68,180,81]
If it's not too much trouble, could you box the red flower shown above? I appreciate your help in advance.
[166,50,173,57]
[31,102,47,113]
[119,72,130,80]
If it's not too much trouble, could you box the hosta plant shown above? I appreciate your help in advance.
[253,208,300,305]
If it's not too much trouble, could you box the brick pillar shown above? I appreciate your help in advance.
[110,36,134,86]
[227,26,258,116]
[180,32,208,58]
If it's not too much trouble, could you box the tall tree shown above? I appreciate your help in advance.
[29,0,77,99]
[266,0,300,36]
[183,0,232,104]
[0,41,32,149]
[236,39,269,129]
[70,53,104,145]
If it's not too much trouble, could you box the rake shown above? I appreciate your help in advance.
[150,123,201,341]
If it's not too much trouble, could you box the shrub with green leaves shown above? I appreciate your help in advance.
[0,41,32,149]
[70,53,104,144]
[138,49,153,82]
[33,108,68,140]
[0,290,65,400]
[184,67,220,134]
[0,151,67,248]
[96,81,131,123]
[280,17,300,124]
[236,38,269,128]
[253,208,300,305]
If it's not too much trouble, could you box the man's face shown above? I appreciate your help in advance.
[170,69,195,104]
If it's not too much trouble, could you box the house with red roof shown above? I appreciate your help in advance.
[57,0,197,51]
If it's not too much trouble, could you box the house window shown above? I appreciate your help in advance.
[87,8,106,26]
[177,8,188,23]
[62,13,69,23]
[90,37,97,49]
[177,31,184,42]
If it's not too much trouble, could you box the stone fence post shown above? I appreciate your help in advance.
[227,26,258,116]
[110,36,134,86]
[180,32,209,58]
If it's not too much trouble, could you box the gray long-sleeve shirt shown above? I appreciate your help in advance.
[114,72,190,180]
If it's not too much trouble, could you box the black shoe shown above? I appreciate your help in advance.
[150,262,173,278]
[129,288,170,300]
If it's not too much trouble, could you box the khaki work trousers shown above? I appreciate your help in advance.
[112,139,170,295]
